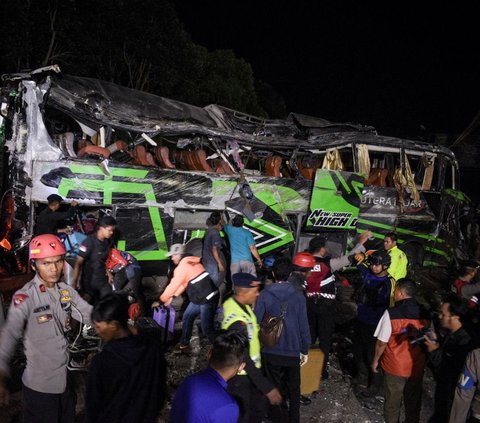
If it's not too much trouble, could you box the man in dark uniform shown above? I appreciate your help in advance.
[35,194,78,236]
[72,215,117,303]
[221,273,282,423]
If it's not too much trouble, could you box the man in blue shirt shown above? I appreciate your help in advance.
[223,214,262,277]
[170,331,248,423]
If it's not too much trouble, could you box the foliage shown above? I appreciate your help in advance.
[0,0,285,117]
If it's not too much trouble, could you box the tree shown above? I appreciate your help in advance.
[0,0,285,117]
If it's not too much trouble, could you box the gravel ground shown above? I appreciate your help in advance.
[160,326,435,423]
[0,321,435,423]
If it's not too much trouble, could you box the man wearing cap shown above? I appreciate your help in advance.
[35,193,78,236]
[221,272,282,423]
[0,234,92,423]
[159,243,218,351]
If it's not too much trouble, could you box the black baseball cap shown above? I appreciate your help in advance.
[47,194,63,204]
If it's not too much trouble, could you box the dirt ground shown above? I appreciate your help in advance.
[0,269,439,423]
[0,322,435,423]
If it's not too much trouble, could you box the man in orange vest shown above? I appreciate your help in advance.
[371,279,431,423]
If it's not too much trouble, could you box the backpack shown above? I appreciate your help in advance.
[186,271,218,305]
[106,248,130,273]
[259,303,287,347]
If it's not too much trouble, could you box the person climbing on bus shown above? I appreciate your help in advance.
[35,193,78,236]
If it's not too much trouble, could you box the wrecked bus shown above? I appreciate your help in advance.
[0,65,469,279]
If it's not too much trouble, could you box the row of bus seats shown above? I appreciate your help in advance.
[264,155,320,180]
[58,132,396,184]
[62,134,234,174]
[264,154,395,187]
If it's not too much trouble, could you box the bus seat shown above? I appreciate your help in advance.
[190,150,214,172]
[107,140,129,153]
[296,158,316,180]
[133,145,158,167]
[154,146,176,169]
[265,156,282,177]
[366,168,389,187]
[214,158,234,175]
[77,145,111,160]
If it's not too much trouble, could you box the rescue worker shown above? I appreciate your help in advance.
[452,261,480,347]
[288,251,316,292]
[106,248,147,317]
[372,278,431,423]
[221,272,282,423]
[72,215,117,303]
[383,232,408,281]
[307,231,371,379]
[35,193,78,236]
[353,250,396,393]
[452,261,480,309]
[0,234,92,423]
[449,347,480,423]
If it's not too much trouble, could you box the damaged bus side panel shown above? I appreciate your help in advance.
[0,66,470,278]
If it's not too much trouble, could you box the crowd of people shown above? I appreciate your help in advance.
[1,194,480,422]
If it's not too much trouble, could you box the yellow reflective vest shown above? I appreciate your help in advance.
[221,297,261,373]
[387,245,408,281]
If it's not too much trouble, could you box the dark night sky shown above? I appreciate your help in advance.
[175,2,480,139]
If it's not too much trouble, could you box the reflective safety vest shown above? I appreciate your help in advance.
[221,297,261,374]
[387,245,408,281]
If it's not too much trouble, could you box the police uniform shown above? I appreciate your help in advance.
[0,274,92,422]
[387,245,408,281]
[222,297,273,423]
[450,348,480,423]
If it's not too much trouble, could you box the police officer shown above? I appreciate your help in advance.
[383,232,408,281]
[222,273,282,423]
[0,234,92,423]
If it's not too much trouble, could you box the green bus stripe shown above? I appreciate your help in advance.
[357,218,444,243]
[335,171,351,194]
